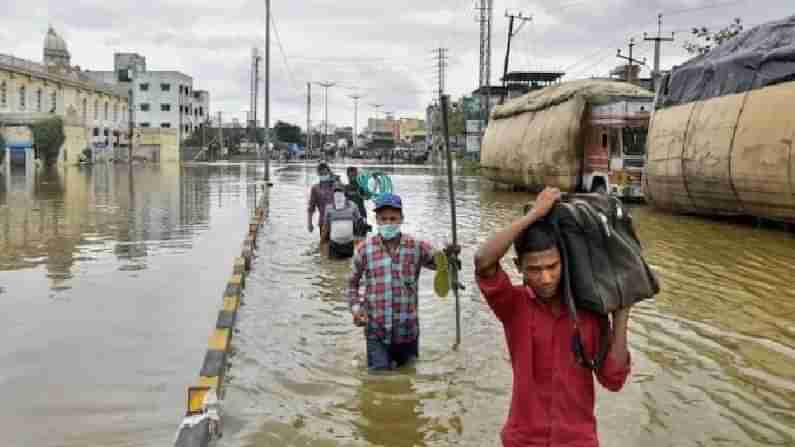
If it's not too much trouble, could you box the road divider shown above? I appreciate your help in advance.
[174,185,268,447]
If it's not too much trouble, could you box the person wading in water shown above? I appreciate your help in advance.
[322,185,364,259]
[347,193,458,370]
[307,162,336,252]
[474,187,632,447]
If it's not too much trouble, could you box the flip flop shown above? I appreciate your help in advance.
[434,251,450,298]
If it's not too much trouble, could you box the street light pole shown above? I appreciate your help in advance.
[264,0,271,183]
[316,81,335,153]
[348,93,364,149]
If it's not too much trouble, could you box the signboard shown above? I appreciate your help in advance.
[466,134,481,153]
[462,96,481,120]
[466,120,484,134]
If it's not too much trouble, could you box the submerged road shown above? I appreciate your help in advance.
[223,163,795,447]
[1,162,793,446]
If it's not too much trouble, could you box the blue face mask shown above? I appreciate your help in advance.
[319,175,331,182]
[378,223,401,240]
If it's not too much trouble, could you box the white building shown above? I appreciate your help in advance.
[85,53,210,141]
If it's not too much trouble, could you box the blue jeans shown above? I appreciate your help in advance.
[366,337,419,371]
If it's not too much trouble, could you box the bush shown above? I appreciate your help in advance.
[30,117,65,166]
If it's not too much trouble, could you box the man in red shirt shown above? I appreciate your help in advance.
[474,187,632,447]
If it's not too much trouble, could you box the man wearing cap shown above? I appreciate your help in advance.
[347,193,457,370]
[308,162,336,246]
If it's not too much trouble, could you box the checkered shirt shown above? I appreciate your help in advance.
[347,233,437,344]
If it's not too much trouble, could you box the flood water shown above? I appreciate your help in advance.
[1,163,794,447]
[0,163,259,446]
[224,164,795,447]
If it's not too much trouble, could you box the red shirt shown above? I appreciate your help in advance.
[477,266,631,447]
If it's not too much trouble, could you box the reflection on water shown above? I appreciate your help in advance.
[0,163,257,446]
[224,164,795,447]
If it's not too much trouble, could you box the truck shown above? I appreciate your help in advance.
[644,15,795,223]
[480,79,654,199]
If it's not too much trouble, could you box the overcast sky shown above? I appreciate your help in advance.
[2,0,793,129]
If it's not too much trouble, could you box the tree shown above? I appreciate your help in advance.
[30,117,65,166]
[683,17,744,55]
[273,120,302,144]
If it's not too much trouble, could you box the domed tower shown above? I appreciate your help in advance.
[44,26,71,67]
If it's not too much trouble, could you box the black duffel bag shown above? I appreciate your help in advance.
[549,193,660,315]
[527,193,660,369]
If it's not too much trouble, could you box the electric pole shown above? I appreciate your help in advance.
[250,48,260,155]
[434,48,448,102]
[348,93,364,150]
[306,82,311,159]
[500,11,532,104]
[617,38,647,84]
[264,0,271,183]
[644,13,675,92]
[316,81,336,152]
[476,0,493,90]
[476,0,494,158]
[217,111,223,155]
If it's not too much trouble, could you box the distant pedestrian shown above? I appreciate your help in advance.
[345,166,371,237]
[347,193,458,370]
[323,185,363,259]
[307,162,336,246]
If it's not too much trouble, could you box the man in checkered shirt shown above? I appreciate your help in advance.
[347,192,457,370]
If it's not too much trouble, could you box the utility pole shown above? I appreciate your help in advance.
[264,0,271,183]
[475,0,494,159]
[476,0,493,90]
[434,48,448,102]
[644,13,675,92]
[306,82,311,159]
[617,38,647,84]
[316,81,336,152]
[218,111,223,156]
[500,11,532,104]
[348,93,364,150]
[250,48,261,157]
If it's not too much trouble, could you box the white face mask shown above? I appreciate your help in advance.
[333,192,346,210]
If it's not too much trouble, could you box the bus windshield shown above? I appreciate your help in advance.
[622,127,647,156]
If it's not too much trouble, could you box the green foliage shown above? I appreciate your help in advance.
[683,18,744,56]
[30,117,65,166]
[274,120,302,143]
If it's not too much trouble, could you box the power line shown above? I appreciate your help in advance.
[269,10,298,92]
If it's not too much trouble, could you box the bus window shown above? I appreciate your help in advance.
[622,127,647,156]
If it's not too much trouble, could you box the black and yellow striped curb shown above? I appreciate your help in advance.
[174,188,268,447]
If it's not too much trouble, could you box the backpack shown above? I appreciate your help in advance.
[329,240,354,259]
[530,193,660,369]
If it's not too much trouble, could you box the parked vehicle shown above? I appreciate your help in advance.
[480,79,654,199]
[644,16,795,223]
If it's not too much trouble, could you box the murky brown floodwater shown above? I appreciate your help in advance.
[224,163,795,447]
[1,162,793,447]
[0,163,261,446]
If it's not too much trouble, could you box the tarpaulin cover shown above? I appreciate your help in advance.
[492,79,652,120]
[658,15,795,107]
